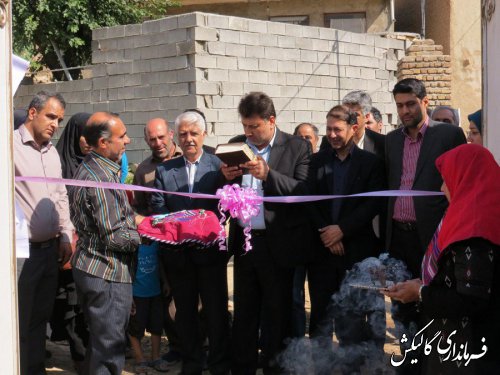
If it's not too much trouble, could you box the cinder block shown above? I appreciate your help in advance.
[109,75,125,89]
[109,100,125,113]
[193,55,217,69]
[208,69,229,82]
[221,82,244,96]
[177,12,205,28]
[314,64,330,76]
[196,82,220,95]
[267,72,287,86]
[285,24,303,37]
[249,71,268,84]
[207,41,226,55]
[295,62,313,74]
[360,68,376,80]
[264,47,281,60]
[277,61,296,74]
[207,14,229,29]
[228,17,249,32]
[125,24,142,36]
[240,32,260,46]
[167,28,188,44]
[98,38,117,52]
[106,50,125,63]
[219,30,240,44]
[283,48,301,61]
[142,20,162,34]
[224,43,246,57]
[360,45,375,57]
[350,33,366,44]
[212,95,235,109]
[295,111,312,123]
[296,87,316,99]
[315,88,334,100]
[92,27,108,41]
[126,98,160,112]
[228,70,249,83]
[302,26,321,39]
[321,76,340,89]
[345,43,360,55]
[92,51,106,64]
[215,122,236,135]
[177,40,196,55]
[259,59,278,72]
[238,57,259,71]
[132,60,151,74]
[246,45,266,59]
[260,34,278,47]
[312,39,330,51]
[216,56,238,70]
[365,35,376,46]
[159,17,178,32]
[286,74,304,86]
[133,85,153,98]
[319,28,337,41]
[386,59,398,71]
[151,56,188,71]
[193,27,219,42]
[124,48,141,60]
[267,21,286,35]
[108,25,125,39]
[107,62,134,76]
[300,50,318,63]
[278,36,296,49]
[345,66,361,78]
[248,19,268,33]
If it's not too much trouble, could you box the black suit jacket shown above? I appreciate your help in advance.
[363,128,386,160]
[308,146,386,269]
[227,128,312,267]
[385,120,466,251]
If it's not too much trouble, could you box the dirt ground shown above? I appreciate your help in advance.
[45,259,401,374]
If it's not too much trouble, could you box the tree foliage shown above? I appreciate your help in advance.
[13,0,179,79]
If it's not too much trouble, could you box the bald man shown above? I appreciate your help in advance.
[132,118,182,216]
[69,112,144,375]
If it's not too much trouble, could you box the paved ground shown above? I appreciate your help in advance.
[45,259,401,374]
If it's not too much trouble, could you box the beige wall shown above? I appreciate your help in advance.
[172,0,392,32]
[449,0,481,126]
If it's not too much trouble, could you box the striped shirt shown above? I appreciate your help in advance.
[393,119,429,222]
[69,151,140,283]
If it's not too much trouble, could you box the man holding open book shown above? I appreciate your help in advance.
[220,92,312,374]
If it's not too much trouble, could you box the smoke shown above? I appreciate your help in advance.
[277,254,411,374]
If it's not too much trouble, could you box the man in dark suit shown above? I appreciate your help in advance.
[308,105,386,372]
[221,92,311,374]
[151,111,230,375]
[386,78,466,374]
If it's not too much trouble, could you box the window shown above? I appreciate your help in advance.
[324,13,366,33]
[270,15,309,26]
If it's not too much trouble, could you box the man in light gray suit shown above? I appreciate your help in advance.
[386,78,466,374]
[151,112,230,375]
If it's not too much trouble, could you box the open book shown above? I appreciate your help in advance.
[215,142,255,167]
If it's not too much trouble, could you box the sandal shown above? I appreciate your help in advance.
[150,358,170,372]
[135,361,150,375]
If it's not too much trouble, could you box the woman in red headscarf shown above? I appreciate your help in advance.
[384,144,500,374]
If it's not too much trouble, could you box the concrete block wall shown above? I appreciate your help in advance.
[397,39,452,107]
[14,12,406,163]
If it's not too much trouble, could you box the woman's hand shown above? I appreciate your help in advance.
[382,278,422,304]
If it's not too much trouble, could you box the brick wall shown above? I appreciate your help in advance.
[14,12,406,164]
[397,39,452,107]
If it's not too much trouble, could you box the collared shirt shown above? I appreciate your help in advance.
[239,130,277,230]
[393,119,429,222]
[331,146,354,223]
[133,143,182,216]
[184,151,204,193]
[69,151,140,283]
[357,131,366,150]
[14,125,73,243]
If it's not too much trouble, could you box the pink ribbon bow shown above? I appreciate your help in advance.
[216,184,262,252]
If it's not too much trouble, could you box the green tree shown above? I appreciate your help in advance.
[13,0,179,79]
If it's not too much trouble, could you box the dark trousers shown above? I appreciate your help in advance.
[162,293,181,352]
[232,235,294,375]
[162,248,231,375]
[307,256,345,338]
[291,266,307,337]
[389,225,424,375]
[73,268,132,375]
[18,241,59,375]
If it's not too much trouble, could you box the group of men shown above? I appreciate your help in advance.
[14,77,466,375]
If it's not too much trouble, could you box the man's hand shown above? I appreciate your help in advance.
[382,278,422,304]
[221,163,243,181]
[328,241,344,256]
[319,225,344,248]
[240,156,269,181]
[135,215,145,226]
[58,241,72,268]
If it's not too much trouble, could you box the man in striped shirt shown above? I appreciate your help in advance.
[386,78,466,374]
[69,112,144,375]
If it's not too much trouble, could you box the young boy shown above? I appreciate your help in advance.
[128,241,169,373]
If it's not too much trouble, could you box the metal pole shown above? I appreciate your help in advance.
[421,0,426,38]
[50,40,73,81]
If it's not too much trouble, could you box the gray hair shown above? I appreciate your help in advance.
[370,107,382,123]
[431,105,460,125]
[174,111,206,133]
[28,90,66,111]
[293,122,319,139]
[342,90,372,115]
